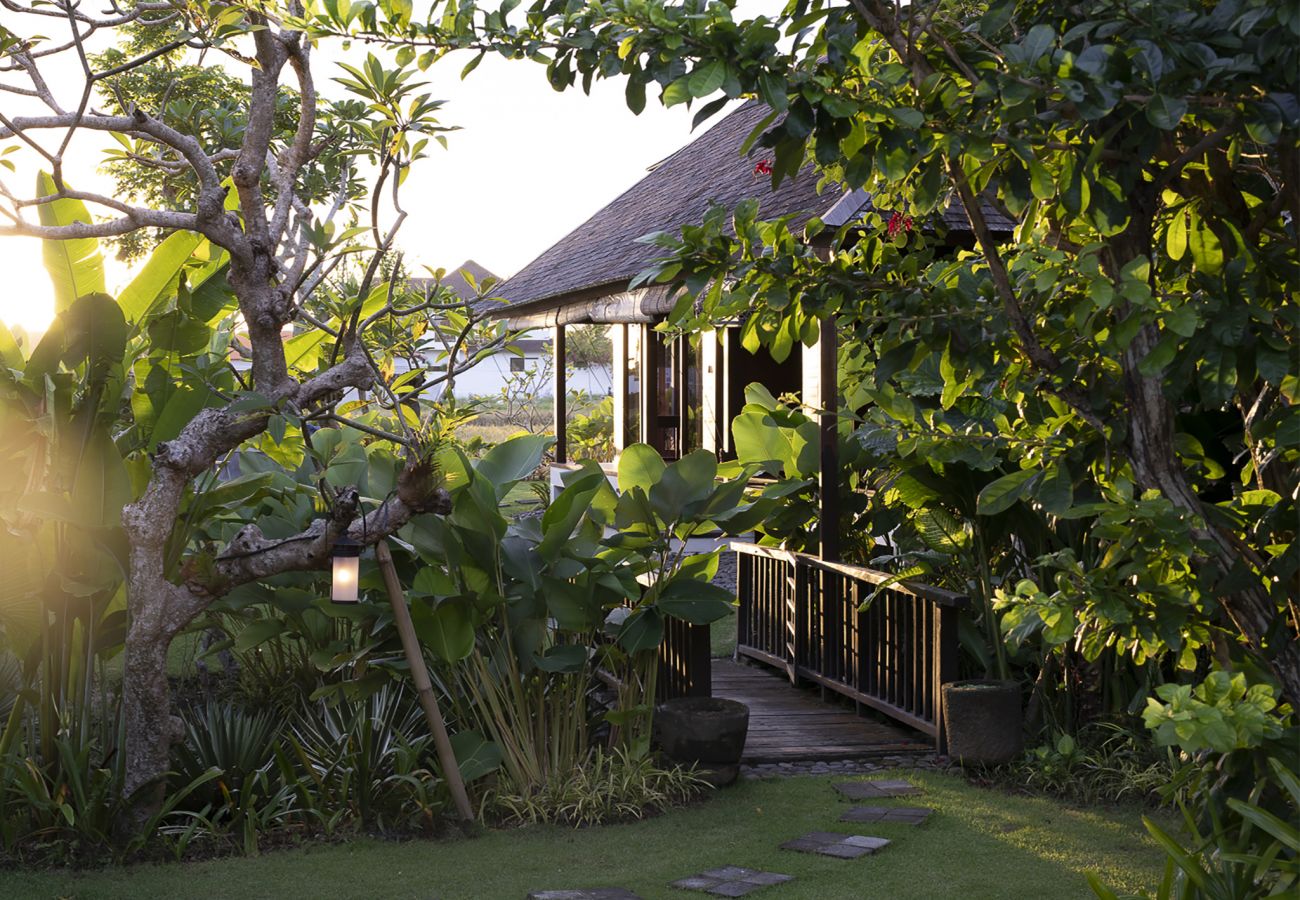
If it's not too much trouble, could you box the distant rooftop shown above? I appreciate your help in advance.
[410,259,498,304]
[492,101,1013,323]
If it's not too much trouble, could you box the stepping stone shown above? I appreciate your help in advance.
[840,805,933,825]
[669,865,794,897]
[528,891,643,900]
[780,831,891,859]
[833,779,920,800]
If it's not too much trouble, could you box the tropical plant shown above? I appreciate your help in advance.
[492,746,706,828]
[1088,758,1300,899]
[286,683,443,834]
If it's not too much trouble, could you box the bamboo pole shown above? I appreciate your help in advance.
[374,540,474,822]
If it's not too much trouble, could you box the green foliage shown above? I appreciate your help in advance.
[1143,674,1289,755]
[286,684,443,833]
[491,746,706,828]
[1010,725,1175,807]
[568,396,615,462]
[1089,758,1300,899]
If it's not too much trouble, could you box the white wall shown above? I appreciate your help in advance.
[369,352,610,401]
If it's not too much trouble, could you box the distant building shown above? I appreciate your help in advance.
[406,260,611,400]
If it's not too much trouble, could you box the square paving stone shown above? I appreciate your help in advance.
[780,830,891,859]
[669,865,794,896]
[840,805,933,825]
[833,779,920,800]
[528,890,643,900]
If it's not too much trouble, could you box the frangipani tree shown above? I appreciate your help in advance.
[0,1,512,829]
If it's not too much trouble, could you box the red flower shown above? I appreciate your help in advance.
[886,211,914,237]
[753,159,773,176]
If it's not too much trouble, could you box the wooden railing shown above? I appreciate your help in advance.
[598,603,711,702]
[733,543,968,750]
[657,614,712,701]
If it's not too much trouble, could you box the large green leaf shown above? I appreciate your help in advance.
[650,449,717,520]
[412,600,474,662]
[449,730,502,782]
[234,618,287,653]
[36,171,105,312]
[475,433,552,498]
[26,292,128,388]
[71,426,133,528]
[656,578,734,625]
[976,469,1037,516]
[617,606,664,654]
[542,577,600,631]
[0,322,24,369]
[118,230,206,326]
[732,409,816,478]
[617,442,665,494]
[537,470,605,561]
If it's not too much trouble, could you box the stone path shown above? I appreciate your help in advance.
[669,866,794,897]
[780,831,891,859]
[741,755,943,780]
[528,775,929,899]
[527,890,643,899]
[833,778,920,799]
[840,805,933,825]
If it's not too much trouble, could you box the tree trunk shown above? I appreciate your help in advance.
[1121,303,1300,706]
[1104,184,1300,704]
[119,609,182,838]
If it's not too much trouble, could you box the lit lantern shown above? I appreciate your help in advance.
[331,536,361,604]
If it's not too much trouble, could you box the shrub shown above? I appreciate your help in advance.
[1010,724,1175,806]
[492,747,707,828]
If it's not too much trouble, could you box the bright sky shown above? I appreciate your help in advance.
[0,27,725,335]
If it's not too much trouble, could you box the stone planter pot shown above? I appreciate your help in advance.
[941,679,1023,766]
[652,697,749,787]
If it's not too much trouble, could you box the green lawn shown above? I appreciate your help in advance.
[711,612,738,658]
[0,771,1165,899]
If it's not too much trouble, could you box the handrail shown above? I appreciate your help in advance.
[730,541,971,609]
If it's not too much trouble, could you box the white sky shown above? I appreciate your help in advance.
[0,24,737,334]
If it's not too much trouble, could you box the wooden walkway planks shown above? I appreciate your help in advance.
[711,659,930,763]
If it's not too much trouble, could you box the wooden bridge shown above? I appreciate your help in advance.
[656,544,969,759]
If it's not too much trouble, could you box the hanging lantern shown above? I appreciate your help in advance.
[331,536,361,604]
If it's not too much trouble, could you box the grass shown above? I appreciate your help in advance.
[0,770,1166,899]
[711,612,738,658]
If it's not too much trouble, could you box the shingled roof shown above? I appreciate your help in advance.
[411,259,498,304]
[494,101,1014,322]
[497,102,831,315]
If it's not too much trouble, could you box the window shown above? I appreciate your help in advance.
[509,357,526,373]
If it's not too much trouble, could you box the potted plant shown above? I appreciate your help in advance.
[941,679,1023,765]
[652,696,750,786]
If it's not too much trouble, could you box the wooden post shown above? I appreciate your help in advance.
[934,603,960,754]
[804,317,840,700]
[552,324,567,465]
[375,541,474,822]
[611,324,629,453]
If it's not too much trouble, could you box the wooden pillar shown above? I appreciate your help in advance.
[611,324,629,452]
[802,315,840,561]
[935,602,960,753]
[639,325,655,450]
[553,324,567,464]
[701,329,722,455]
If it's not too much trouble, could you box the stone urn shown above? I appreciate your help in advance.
[652,697,749,787]
[941,679,1023,766]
